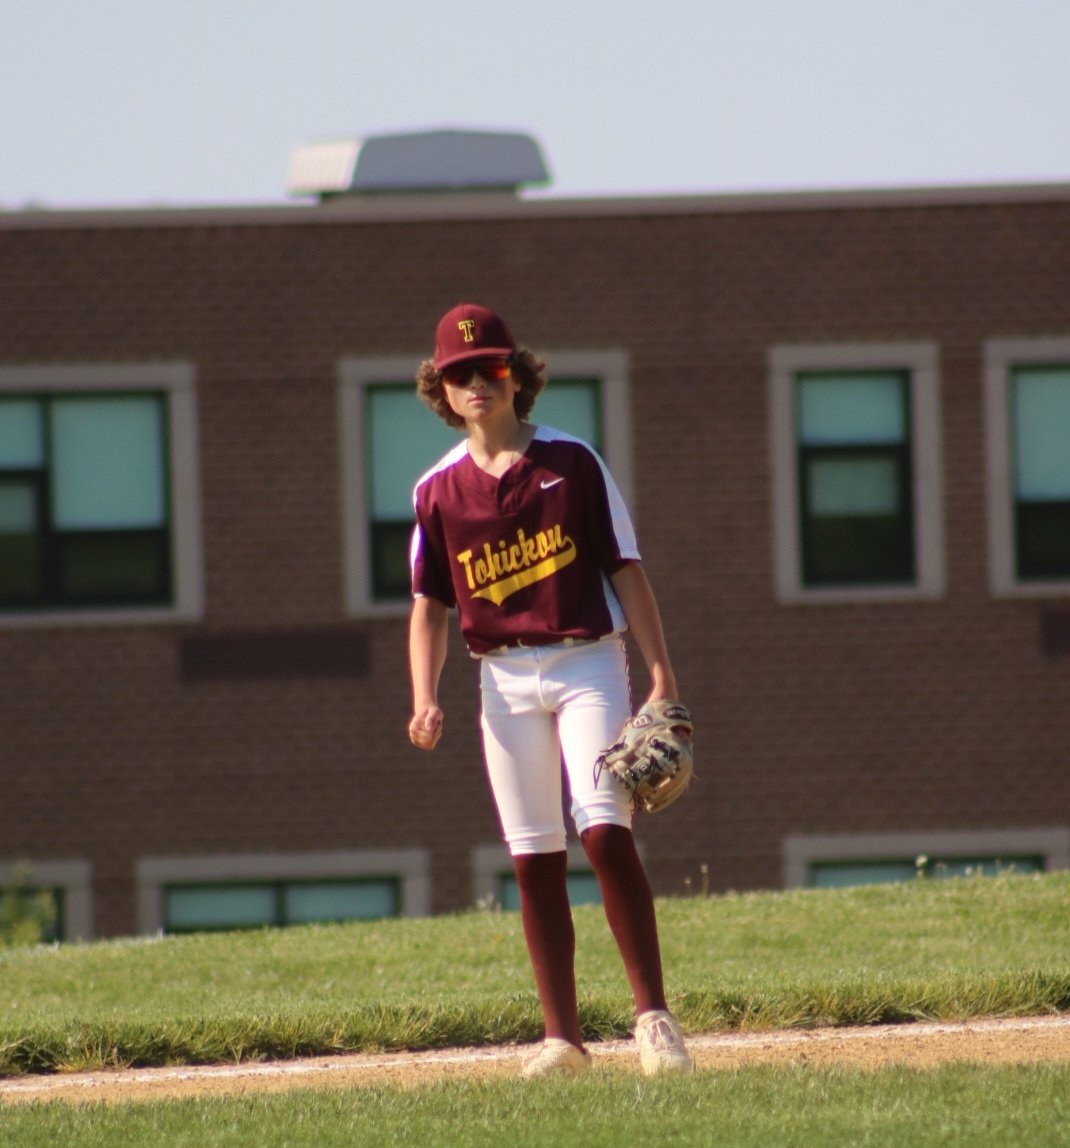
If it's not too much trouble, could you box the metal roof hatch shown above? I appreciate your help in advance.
[286,129,551,200]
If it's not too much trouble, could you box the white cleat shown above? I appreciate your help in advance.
[521,1038,593,1078]
[635,1009,695,1076]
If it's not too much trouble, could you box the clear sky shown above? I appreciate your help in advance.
[2,0,1067,210]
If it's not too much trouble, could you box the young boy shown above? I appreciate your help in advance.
[408,303,693,1077]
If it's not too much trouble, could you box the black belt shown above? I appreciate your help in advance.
[478,635,604,658]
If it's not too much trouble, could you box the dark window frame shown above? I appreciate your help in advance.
[364,377,606,603]
[795,371,915,587]
[0,391,173,611]
[1010,364,1070,582]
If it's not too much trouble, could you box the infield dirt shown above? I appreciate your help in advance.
[2,1015,1069,1106]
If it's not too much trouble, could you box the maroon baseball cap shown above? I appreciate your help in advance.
[433,303,516,370]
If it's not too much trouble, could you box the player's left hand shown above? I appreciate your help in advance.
[594,700,694,813]
[643,676,679,706]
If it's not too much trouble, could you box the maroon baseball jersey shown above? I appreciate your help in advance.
[410,426,640,655]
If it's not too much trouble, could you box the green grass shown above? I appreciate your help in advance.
[5,1066,1070,1147]
[2,871,1068,1076]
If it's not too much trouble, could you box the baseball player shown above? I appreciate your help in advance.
[408,303,693,1077]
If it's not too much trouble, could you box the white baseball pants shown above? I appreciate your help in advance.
[479,636,634,855]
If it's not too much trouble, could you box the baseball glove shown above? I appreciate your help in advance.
[594,701,694,814]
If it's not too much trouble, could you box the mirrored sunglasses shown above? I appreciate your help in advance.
[441,358,512,387]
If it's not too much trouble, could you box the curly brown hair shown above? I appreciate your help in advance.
[415,347,547,429]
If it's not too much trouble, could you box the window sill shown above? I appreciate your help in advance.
[775,583,946,606]
[989,579,1070,600]
[344,598,412,620]
[0,604,201,629]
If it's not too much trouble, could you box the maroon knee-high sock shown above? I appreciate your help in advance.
[512,851,584,1047]
[581,824,668,1015]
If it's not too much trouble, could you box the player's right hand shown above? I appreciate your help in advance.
[408,706,444,750]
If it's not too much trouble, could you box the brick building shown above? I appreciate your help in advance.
[2,172,1069,939]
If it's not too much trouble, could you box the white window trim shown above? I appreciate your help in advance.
[768,343,945,603]
[783,827,1070,889]
[984,337,1070,597]
[0,362,204,627]
[135,849,431,934]
[0,858,93,940]
[338,351,633,618]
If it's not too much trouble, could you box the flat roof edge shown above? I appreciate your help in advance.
[3,180,1070,231]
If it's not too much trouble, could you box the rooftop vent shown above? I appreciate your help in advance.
[286,129,550,200]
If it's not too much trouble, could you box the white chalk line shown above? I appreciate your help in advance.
[2,1014,1069,1097]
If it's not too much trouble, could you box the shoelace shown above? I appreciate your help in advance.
[640,1019,680,1051]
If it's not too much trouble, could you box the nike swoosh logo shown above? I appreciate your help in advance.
[540,477,565,490]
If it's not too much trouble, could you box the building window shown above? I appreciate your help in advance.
[0,859,92,941]
[0,364,202,625]
[33,887,64,943]
[809,856,1043,889]
[497,870,602,911]
[364,382,457,601]
[339,353,630,614]
[135,850,431,935]
[0,864,65,943]
[1012,367,1070,579]
[796,370,913,586]
[769,344,944,603]
[0,393,170,608]
[471,842,639,910]
[162,878,400,934]
[984,340,1070,594]
[783,829,1069,890]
